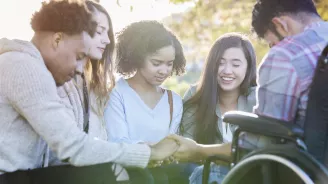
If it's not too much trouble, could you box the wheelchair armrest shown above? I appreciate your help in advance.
[223,111,304,139]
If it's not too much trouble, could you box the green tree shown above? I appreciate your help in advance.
[164,0,267,65]
[113,0,327,95]
[165,0,327,65]
[163,77,190,96]
[315,0,328,20]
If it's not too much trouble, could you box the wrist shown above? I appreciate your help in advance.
[195,143,205,160]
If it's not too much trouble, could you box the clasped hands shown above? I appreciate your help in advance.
[148,134,201,168]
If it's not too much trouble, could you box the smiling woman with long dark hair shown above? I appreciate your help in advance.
[180,32,257,145]
[179,32,257,184]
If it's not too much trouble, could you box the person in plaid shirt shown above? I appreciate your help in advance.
[252,0,328,127]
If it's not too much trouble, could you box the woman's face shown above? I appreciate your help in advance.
[217,47,248,93]
[88,9,111,60]
[138,45,175,86]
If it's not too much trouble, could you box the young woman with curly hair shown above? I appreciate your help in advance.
[105,20,186,145]
[104,20,186,183]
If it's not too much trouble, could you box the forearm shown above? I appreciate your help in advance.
[25,104,151,168]
[2,56,152,168]
[197,142,232,159]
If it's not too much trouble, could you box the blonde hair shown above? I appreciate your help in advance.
[85,0,115,116]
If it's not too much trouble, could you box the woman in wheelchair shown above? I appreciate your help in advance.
[178,32,257,184]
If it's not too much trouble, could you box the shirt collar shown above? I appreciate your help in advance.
[304,20,326,31]
[215,95,247,118]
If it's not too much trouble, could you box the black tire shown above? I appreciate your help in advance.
[221,145,328,184]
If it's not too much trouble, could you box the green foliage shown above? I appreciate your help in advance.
[165,0,327,66]
[164,0,268,66]
[163,77,190,96]
[113,0,327,95]
[169,0,195,4]
[316,0,328,20]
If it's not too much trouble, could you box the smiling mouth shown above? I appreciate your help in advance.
[222,77,234,81]
[98,48,105,52]
[221,77,235,84]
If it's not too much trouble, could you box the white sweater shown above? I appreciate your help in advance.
[0,38,150,174]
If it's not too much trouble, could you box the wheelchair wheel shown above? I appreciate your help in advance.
[221,145,328,184]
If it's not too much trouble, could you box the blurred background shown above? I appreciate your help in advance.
[1,0,327,96]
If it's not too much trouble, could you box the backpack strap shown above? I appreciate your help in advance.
[75,72,89,133]
[162,89,174,127]
[167,90,173,127]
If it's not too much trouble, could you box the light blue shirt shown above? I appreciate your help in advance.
[105,78,183,144]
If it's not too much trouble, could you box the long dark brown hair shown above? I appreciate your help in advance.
[180,33,257,144]
[84,0,115,116]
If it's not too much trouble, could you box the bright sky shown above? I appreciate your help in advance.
[0,0,193,40]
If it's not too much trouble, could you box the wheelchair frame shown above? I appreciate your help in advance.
[202,112,328,184]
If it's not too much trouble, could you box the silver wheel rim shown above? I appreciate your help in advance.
[222,154,314,184]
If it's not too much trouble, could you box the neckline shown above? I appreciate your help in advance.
[216,94,248,118]
[122,78,167,112]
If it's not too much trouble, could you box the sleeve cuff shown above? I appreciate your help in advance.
[116,143,151,168]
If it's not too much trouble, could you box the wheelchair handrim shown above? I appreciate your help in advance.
[222,154,313,184]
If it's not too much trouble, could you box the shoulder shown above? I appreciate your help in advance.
[246,86,256,105]
[110,77,128,97]
[0,52,52,83]
[260,46,291,68]
[113,77,127,90]
[167,90,183,107]
[262,30,323,69]
[187,84,198,95]
[169,90,182,101]
[0,52,42,70]
[182,84,198,102]
[258,46,299,81]
[238,87,257,113]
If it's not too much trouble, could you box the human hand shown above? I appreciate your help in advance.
[147,160,163,168]
[163,156,179,165]
[148,156,177,168]
[149,136,179,161]
[167,134,201,162]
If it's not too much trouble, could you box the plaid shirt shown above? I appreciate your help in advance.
[254,21,328,127]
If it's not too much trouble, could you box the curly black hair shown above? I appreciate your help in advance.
[115,20,186,76]
[31,0,96,36]
[252,0,319,38]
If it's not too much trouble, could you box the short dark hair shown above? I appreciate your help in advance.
[31,0,96,36]
[115,20,186,76]
[252,0,319,38]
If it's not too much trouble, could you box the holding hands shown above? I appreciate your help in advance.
[168,134,203,162]
[149,136,179,161]
[148,134,203,167]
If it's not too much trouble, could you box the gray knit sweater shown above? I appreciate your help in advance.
[0,38,150,174]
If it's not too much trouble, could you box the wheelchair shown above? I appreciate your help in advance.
[202,44,328,184]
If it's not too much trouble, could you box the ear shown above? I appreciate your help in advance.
[52,32,63,49]
[271,17,289,36]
